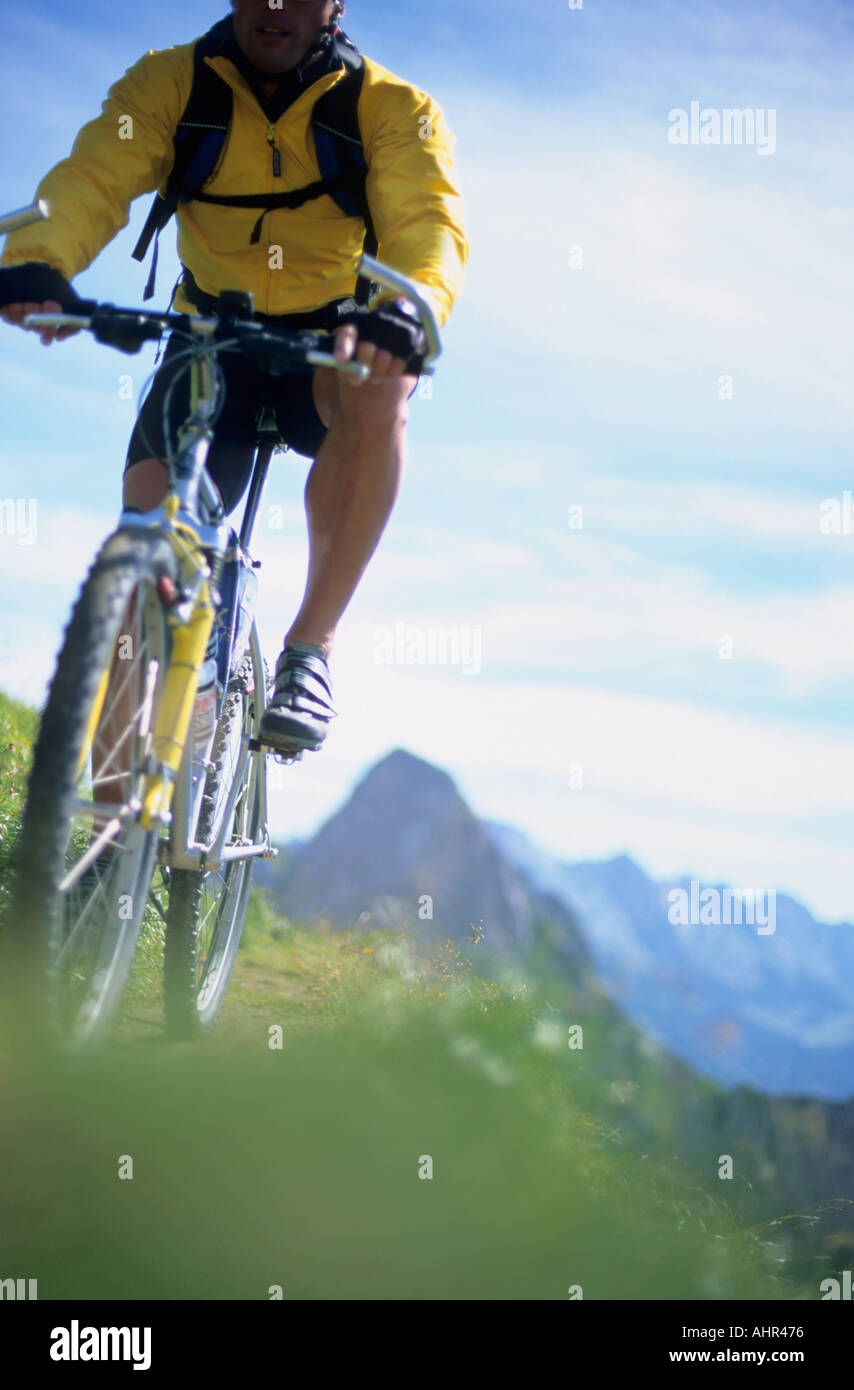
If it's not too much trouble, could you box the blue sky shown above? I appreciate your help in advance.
[1,0,853,921]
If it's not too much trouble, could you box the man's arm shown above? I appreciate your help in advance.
[1,45,192,280]
[360,69,469,330]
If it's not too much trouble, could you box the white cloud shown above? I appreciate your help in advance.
[451,98,854,420]
[575,476,829,545]
[0,506,119,591]
[258,648,854,923]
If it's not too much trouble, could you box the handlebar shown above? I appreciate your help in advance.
[1,195,442,373]
[23,304,376,380]
[360,254,441,368]
[0,200,49,236]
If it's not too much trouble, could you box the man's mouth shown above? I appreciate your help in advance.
[256,26,294,37]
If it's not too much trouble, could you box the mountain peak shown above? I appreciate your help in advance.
[353,747,461,812]
[270,747,587,963]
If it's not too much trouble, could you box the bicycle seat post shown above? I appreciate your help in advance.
[238,406,282,552]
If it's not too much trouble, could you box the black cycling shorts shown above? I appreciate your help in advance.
[125,299,351,515]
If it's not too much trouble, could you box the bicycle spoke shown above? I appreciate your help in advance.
[39,573,169,1042]
[59,818,123,894]
[94,632,148,740]
[57,875,116,968]
[70,796,136,815]
[90,685,152,786]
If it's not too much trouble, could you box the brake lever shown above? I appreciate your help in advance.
[89,308,168,354]
[301,330,370,379]
[232,325,369,381]
[304,350,370,381]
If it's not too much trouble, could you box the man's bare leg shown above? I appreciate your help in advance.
[285,365,415,655]
[123,369,415,650]
[258,344,416,751]
[123,459,169,511]
[84,462,170,812]
[123,332,417,752]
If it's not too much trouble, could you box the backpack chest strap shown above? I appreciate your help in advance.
[189,168,366,243]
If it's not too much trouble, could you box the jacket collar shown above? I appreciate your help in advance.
[214,15,346,122]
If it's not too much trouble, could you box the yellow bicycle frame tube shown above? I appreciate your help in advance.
[140,350,221,830]
[76,665,111,782]
[139,503,217,830]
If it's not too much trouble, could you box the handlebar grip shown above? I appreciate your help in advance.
[0,262,95,314]
[357,254,441,367]
[89,308,167,353]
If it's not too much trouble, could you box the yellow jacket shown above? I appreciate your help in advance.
[1,36,468,325]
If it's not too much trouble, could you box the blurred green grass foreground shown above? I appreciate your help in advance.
[0,909,802,1300]
[0,690,811,1299]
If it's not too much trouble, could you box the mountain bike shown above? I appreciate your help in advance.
[1,201,440,1048]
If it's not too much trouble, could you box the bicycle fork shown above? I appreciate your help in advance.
[140,500,219,832]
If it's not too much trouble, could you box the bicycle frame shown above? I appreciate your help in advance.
[113,326,276,871]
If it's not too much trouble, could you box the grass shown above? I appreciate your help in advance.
[0,687,822,1299]
[0,689,39,925]
[1,925,803,1300]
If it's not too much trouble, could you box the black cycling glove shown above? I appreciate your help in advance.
[339,302,426,374]
[0,262,88,312]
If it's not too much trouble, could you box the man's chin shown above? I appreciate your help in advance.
[253,59,299,74]
[239,33,298,71]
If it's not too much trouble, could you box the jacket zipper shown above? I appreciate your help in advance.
[266,123,280,313]
[205,58,343,314]
[207,56,341,183]
[267,125,281,177]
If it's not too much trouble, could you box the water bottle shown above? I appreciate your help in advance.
[192,653,220,768]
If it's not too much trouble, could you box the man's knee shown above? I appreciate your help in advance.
[319,370,415,437]
[123,457,169,510]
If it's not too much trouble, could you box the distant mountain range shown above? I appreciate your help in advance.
[490,827,854,1103]
[256,748,854,1266]
[259,747,854,1103]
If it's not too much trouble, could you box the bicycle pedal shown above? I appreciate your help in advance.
[248,736,304,764]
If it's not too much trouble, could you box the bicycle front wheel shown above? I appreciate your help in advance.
[7,528,176,1049]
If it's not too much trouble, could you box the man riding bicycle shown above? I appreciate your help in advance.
[0,0,468,754]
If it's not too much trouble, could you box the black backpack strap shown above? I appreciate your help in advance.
[132,18,234,297]
[311,49,376,304]
[189,178,361,248]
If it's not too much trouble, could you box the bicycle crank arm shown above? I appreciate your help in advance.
[221,842,278,863]
[161,838,276,872]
